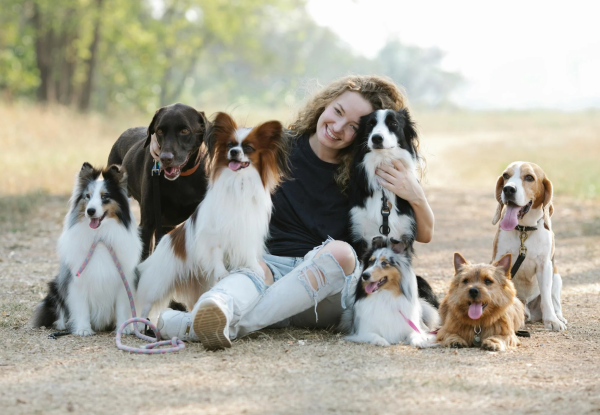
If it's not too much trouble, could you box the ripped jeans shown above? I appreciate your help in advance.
[231,238,361,339]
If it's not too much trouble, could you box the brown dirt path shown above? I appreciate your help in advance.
[1,190,599,414]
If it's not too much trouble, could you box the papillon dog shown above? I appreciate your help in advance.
[349,108,419,258]
[135,112,289,318]
[32,163,142,336]
[342,237,440,347]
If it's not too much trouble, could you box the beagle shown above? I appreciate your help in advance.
[491,161,566,331]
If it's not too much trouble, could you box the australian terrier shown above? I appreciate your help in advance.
[437,253,525,351]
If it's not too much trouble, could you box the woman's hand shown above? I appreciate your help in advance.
[376,160,435,243]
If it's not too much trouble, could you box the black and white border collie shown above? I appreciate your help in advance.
[32,163,142,336]
[349,108,419,258]
[342,236,440,347]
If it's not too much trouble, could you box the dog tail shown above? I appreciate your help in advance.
[32,280,61,328]
[416,275,439,308]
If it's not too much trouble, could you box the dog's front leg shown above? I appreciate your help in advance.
[115,283,136,335]
[345,332,391,347]
[67,283,95,336]
[552,272,567,324]
[482,334,520,351]
[438,333,469,348]
[537,260,566,331]
[139,191,156,260]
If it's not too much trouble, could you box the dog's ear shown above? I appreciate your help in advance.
[80,162,94,174]
[197,111,208,143]
[492,175,505,225]
[542,176,553,230]
[104,164,128,188]
[389,237,406,254]
[493,253,512,277]
[207,112,237,158]
[453,252,468,274]
[399,108,418,155]
[371,236,387,250]
[145,107,166,148]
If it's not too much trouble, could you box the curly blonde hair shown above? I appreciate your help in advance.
[289,75,413,190]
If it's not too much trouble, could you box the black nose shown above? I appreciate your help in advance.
[160,152,174,166]
[87,208,96,216]
[361,272,370,281]
[229,149,240,158]
[469,288,479,299]
[503,185,516,196]
[371,135,383,145]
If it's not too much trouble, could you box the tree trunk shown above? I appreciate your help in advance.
[78,0,105,112]
[32,3,54,103]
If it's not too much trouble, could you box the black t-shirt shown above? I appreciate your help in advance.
[266,136,352,257]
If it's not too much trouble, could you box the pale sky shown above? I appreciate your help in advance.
[306,0,600,110]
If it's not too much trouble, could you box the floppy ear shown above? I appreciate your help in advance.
[145,107,166,148]
[371,236,387,250]
[399,108,418,155]
[492,175,505,225]
[196,111,208,143]
[207,112,237,158]
[542,176,553,230]
[493,253,512,277]
[389,237,406,254]
[454,252,468,274]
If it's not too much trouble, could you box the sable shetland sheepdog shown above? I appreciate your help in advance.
[135,112,289,318]
[349,108,419,258]
[32,163,142,336]
[342,236,440,347]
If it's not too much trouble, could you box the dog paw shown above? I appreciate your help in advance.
[450,341,467,348]
[544,318,566,331]
[73,328,95,337]
[373,338,391,347]
[557,314,568,325]
[482,338,506,352]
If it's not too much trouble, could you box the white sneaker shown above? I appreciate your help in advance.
[193,298,232,350]
[156,309,198,342]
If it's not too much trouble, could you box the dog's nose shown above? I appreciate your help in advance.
[87,208,96,216]
[160,152,174,166]
[361,272,370,281]
[469,288,479,299]
[503,185,516,196]
[371,135,383,145]
[229,149,240,158]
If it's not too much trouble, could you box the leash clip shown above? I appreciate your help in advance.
[519,231,528,255]
[152,160,161,176]
[380,194,391,236]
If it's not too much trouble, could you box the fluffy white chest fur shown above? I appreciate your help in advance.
[350,148,416,242]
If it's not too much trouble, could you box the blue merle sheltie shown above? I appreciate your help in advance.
[342,237,440,347]
[32,163,142,336]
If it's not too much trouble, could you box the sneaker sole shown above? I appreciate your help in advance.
[193,303,232,350]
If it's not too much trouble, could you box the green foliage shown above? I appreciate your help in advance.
[0,0,461,112]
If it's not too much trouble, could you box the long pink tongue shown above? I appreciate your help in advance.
[500,205,519,231]
[468,302,483,319]
[89,218,100,229]
[365,282,379,294]
[229,161,242,171]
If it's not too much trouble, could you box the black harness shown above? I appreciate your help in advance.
[510,225,537,278]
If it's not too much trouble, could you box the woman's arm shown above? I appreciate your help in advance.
[375,160,434,243]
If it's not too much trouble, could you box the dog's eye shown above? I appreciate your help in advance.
[181,129,190,134]
[157,129,163,135]
[243,145,254,153]
[524,175,534,182]
[101,195,110,204]
[462,278,469,284]
[380,260,389,268]
[226,143,234,149]
[484,279,493,285]
[84,194,91,200]
[390,122,398,129]
[502,173,509,180]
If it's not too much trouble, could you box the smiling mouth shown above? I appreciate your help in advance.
[89,211,107,229]
[228,161,250,171]
[325,126,341,141]
[365,277,388,294]
[515,200,532,219]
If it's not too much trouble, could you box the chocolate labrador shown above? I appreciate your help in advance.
[108,103,209,259]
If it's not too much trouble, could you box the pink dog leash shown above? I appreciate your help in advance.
[77,240,185,354]
[399,310,438,335]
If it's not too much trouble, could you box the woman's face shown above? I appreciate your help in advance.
[314,90,373,152]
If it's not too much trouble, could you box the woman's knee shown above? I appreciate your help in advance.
[315,240,356,276]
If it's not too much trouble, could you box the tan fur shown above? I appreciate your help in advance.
[169,224,187,261]
[362,258,402,297]
[437,253,525,351]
